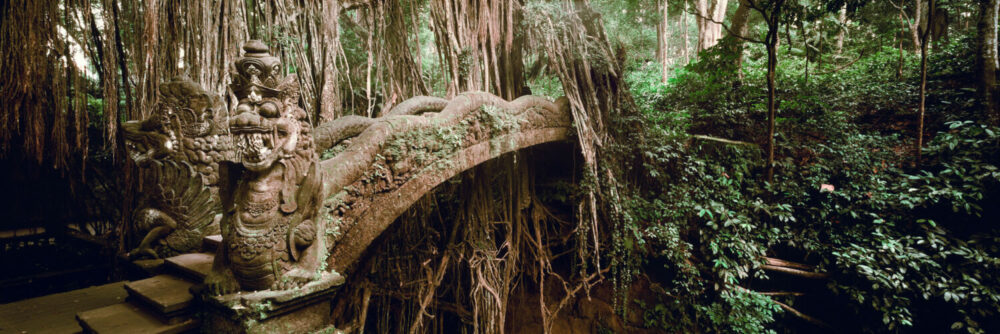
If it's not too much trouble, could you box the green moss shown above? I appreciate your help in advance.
[479,104,521,135]
[320,143,349,160]
[324,216,342,238]
[478,104,521,155]
[312,325,343,334]
[381,117,470,178]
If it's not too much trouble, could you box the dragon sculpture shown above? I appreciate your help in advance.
[122,78,231,259]
[205,41,327,294]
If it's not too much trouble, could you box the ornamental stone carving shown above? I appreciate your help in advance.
[122,78,230,259]
[204,41,328,294]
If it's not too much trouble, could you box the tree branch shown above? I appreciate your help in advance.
[763,257,814,270]
[691,134,758,147]
[773,300,831,328]
[759,291,806,297]
[762,264,830,279]
[815,49,867,75]
[736,287,826,327]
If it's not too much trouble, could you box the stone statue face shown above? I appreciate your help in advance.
[123,77,224,167]
[230,99,301,172]
[228,40,306,173]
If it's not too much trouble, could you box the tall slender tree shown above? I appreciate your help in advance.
[745,0,785,182]
[657,0,671,82]
[835,4,848,55]
[979,0,999,124]
[917,0,936,161]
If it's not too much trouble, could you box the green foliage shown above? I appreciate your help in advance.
[611,5,1000,330]
[818,120,1000,332]
[611,83,783,332]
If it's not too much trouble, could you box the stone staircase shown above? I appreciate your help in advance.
[74,235,220,334]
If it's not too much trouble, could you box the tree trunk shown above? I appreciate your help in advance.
[835,4,847,55]
[319,0,343,122]
[109,0,135,147]
[696,0,709,52]
[658,0,671,82]
[802,21,809,83]
[365,0,427,116]
[756,0,784,182]
[766,26,778,182]
[696,0,729,52]
[917,0,935,161]
[898,11,907,79]
[730,0,751,75]
[911,0,923,51]
[710,0,729,49]
[929,7,949,45]
[682,0,691,62]
[979,0,999,124]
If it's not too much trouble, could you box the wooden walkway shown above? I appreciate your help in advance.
[0,281,126,334]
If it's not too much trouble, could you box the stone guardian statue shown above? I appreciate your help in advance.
[204,40,327,294]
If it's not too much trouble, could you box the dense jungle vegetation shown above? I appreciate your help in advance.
[1,0,999,333]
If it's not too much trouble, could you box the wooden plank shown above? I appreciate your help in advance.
[75,303,197,334]
[0,281,126,334]
[124,275,195,315]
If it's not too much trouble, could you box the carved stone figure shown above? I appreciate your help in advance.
[124,77,233,185]
[205,41,327,294]
[123,78,230,259]
[126,161,218,259]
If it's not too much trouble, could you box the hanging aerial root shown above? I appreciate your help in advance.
[408,254,451,334]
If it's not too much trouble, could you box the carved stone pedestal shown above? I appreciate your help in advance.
[202,272,345,334]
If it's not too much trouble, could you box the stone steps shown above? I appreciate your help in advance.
[124,275,196,317]
[164,252,214,281]
[75,303,198,334]
[117,234,220,280]
[74,235,221,333]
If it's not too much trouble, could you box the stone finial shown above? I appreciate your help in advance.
[242,39,270,55]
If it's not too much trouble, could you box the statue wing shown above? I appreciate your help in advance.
[151,160,218,231]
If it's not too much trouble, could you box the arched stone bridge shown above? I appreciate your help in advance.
[110,45,576,333]
[120,77,572,273]
[316,92,573,272]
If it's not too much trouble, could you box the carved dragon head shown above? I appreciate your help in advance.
[229,40,312,172]
[123,77,223,166]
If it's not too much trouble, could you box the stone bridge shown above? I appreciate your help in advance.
[316,92,573,272]
[72,91,574,333]
[82,42,576,333]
